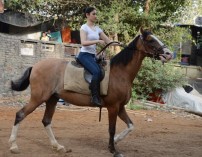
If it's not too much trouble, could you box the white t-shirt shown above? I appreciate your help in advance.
[80,24,103,54]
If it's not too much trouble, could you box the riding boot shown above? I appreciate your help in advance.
[89,79,101,107]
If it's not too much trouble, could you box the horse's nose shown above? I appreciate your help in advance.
[165,52,173,59]
[159,51,173,62]
[163,48,173,60]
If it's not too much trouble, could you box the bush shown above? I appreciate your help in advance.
[132,57,187,100]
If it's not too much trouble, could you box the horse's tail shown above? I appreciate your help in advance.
[11,67,32,91]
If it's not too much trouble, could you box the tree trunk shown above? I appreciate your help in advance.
[145,0,151,14]
[114,13,121,53]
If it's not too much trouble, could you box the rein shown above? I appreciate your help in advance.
[96,41,122,56]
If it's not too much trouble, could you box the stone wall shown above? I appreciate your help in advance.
[0,33,80,97]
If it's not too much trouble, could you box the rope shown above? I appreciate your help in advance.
[96,41,122,56]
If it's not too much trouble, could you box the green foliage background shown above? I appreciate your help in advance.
[132,58,187,100]
[4,0,192,51]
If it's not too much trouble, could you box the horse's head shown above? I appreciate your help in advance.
[138,27,173,62]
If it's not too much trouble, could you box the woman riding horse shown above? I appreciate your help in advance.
[9,28,172,157]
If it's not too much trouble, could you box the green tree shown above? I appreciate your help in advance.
[98,0,191,54]
[177,0,202,24]
[4,0,191,52]
[4,0,188,30]
[4,0,91,27]
[96,0,139,53]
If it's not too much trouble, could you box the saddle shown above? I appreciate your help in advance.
[64,57,110,95]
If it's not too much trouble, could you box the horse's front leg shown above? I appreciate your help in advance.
[9,124,20,154]
[107,106,123,157]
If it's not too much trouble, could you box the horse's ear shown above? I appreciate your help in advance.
[139,26,153,40]
[140,26,144,34]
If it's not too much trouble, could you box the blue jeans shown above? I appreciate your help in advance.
[77,52,102,81]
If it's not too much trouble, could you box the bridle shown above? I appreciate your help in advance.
[139,35,167,59]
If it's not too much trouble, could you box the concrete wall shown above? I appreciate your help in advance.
[0,33,80,97]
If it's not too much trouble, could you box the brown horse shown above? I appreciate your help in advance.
[9,28,172,157]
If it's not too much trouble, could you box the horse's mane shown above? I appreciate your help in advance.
[110,35,140,67]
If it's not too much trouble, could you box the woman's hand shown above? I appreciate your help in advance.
[97,40,105,45]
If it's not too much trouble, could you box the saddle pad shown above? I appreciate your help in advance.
[64,60,110,95]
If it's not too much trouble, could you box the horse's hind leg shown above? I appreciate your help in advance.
[9,98,43,153]
[42,95,67,153]
[115,106,134,144]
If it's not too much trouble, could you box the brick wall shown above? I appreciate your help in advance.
[0,33,80,97]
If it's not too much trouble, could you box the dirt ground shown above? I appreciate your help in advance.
[0,97,202,157]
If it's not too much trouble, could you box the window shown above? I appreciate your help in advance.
[41,44,54,52]
[20,43,34,56]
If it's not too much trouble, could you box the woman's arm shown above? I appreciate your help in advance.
[99,32,111,44]
[100,32,121,46]
[80,30,105,46]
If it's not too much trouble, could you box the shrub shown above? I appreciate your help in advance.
[132,57,187,100]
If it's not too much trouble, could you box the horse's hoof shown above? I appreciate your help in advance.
[65,148,72,153]
[114,152,124,157]
[57,145,68,153]
[10,146,20,154]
